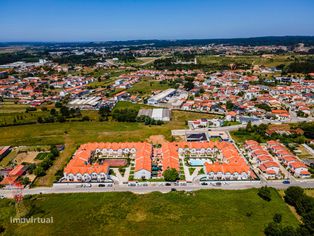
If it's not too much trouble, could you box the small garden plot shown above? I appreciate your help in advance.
[35,152,52,161]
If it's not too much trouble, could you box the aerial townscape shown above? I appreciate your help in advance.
[0,1,314,236]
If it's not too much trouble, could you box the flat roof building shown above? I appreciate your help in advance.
[138,108,171,121]
[147,89,176,105]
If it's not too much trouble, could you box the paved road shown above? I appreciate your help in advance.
[1,180,313,199]
[172,116,314,135]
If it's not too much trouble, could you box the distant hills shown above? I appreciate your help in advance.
[1,36,314,47]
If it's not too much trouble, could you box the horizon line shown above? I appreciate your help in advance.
[1,35,314,44]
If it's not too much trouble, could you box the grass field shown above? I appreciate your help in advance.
[197,54,312,68]
[0,102,29,113]
[0,189,298,236]
[127,79,171,97]
[0,110,219,147]
[305,189,314,198]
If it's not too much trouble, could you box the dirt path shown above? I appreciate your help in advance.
[34,136,76,187]
[146,135,166,145]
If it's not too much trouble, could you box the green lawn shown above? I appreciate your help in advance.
[0,189,298,236]
[35,152,51,160]
[127,79,171,97]
[113,101,153,110]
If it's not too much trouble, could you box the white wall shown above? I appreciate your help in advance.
[134,169,151,180]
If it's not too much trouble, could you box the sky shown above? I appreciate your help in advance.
[0,0,314,42]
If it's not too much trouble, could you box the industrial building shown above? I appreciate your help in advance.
[147,88,176,105]
[138,108,171,121]
[68,96,101,109]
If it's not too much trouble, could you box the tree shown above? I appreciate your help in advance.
[245,121,253,132]
[21,177,30,186]
[37,117,43,123]
[82,116,90,121]
[99,106,111,118]
[112,108,138,122]
[226,100,234,111]
[60,106,70,117]
[50,145,60,157]
[50,108,57,116]
[281,226,298,236]
[34,166,45,177]
[273,213,282,223]
[284,186,304,206]
[163,168,179,182]
[40,159,53,170]
[55,102,62,108]
[184,78,194,91]
[27,164,36,174]
[264,222,282,236]
[0,225,5,233]
[302,210,314,233]
[258,186,271,201]
[57,115,66,122]
[237,91,244,97]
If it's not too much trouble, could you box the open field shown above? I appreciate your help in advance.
[0,102,30,113]
[0,109,220,146]
[229,130,256,144]
[0,189,299,236]
[136,56,161,66]
[127,79,171,96]
[114,101,154,110]
[197,54,313,68]
[305,189,314,198]
[172,109,222,121]
[0,108,101,126]
[0,110,219,147]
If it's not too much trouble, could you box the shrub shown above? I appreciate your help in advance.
[34,166,45,177]
[81,116,90,121]
[258,186,271,201]
[163,168,179,182]
[284,186,304,207]
[21,177,30,186]
[273,213,282,223]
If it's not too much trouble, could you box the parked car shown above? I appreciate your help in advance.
[216,182,222,186]
[171,188,177,191]
[98,184,106,187]
[282,180,291,184]
[201,182,208,186]
[165,183,171,186]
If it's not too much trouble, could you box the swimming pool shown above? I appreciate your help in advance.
[189,159,208,166]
